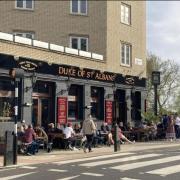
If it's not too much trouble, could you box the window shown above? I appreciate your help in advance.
[68,85,83,120]
[15,0,34,10]
[90,87,104,120]
[121,3,131,25]
[14,32,34,39]
[71,0,87,15]
[121,43,131,66]
[70,36,88,51]
[0,79,14,121]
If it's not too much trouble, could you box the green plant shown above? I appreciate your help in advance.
[141,111,160,124]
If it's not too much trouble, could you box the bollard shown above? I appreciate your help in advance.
[4,131,14,166]
[114,123,120,152]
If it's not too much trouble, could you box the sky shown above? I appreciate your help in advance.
[147,1,180,63]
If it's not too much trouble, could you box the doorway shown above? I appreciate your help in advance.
[32,98,51,128]
[32,81,54,129]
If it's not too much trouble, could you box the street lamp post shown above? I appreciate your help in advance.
[152,71,160,116]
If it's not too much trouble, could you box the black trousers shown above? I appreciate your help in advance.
[85,134,94,151]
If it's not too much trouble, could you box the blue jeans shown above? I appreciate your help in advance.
[27,141,39,155]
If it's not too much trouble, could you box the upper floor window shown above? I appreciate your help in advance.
[121,43,131,66]
[71,0,87,15]
[70,36,88,51]
[121,3,131,25]
[15,0,34,10]
[14,32,35,39]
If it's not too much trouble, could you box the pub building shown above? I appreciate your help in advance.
[0,33,146,138]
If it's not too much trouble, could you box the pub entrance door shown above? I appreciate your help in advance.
[32,81,54,129]
[32,98,52,128]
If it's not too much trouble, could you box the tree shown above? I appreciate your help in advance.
[146,53,180,115]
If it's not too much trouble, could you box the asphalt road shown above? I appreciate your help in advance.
[1,146,180,180]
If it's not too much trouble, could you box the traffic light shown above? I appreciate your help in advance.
[9,68,24,78]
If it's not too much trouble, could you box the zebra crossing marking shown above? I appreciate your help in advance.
[79,154,160,167]
[81,172,104,177]
[49,169,68,172]
[20,166,37,169]
[0,172,37,180]
[146,164,180,176]
[57,175,80,180]
[0,168,16,172]
[121,178,141,180]
[53,152,134,165]
[110,155,180,171]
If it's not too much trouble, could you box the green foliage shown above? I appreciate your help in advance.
[141,111,160,124]
[146,53,180,113]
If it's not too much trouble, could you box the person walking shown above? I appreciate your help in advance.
[82,114,96,153]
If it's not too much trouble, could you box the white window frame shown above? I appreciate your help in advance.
[121,3,131,25]
[121,43,131,67]
[14,32,35,39]
[70,36,89,51]
[15,0,34,10]
[70,0,87,15]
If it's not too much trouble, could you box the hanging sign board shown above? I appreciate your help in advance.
[57,97,67,124]
[105,100,113,124]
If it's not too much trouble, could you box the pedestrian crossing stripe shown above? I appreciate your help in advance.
[110,155,180,171]
[121,178,140,180]
[53,152,134,165]
[20,166,37,169]
[48,169,68,172]
[81,172,104,176]
[79,154,160,167]
[0,172,37,180]
[57,175,80,180]
[146,164,180,176]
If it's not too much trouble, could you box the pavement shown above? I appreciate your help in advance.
[0,141,180,168]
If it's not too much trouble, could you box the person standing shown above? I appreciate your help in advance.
[166,115,176,141]
[175,113,180,138]
[82,114,96,153]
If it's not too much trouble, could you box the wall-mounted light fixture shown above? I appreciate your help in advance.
[25,72,37,92]
[57,77,71,95]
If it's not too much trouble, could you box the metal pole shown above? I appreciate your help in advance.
[154,84,158,116]
[113,92,120,152]
[13,79,19,165]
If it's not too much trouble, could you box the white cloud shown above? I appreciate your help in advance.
[147,1,180,63]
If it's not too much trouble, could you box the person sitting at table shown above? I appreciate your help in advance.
[119,127,135,144]
[100,122,114,145]
[34,125,48,146]
[23,124,39,155]
[74,123,81,134]
[63,122,78,150]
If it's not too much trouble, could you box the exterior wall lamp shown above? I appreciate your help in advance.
[25,72,37,92]
[58,77,71,95]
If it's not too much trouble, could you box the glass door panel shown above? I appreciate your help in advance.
[41,98,51,129]
[32,99,38,126]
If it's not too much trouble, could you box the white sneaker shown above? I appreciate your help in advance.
[73,147,79,151]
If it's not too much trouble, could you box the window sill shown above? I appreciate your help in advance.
[14,7,34,12]
[70,13,88,17]
[120,63,131,68]
[0,117,13,122]
[121,21,131,26]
